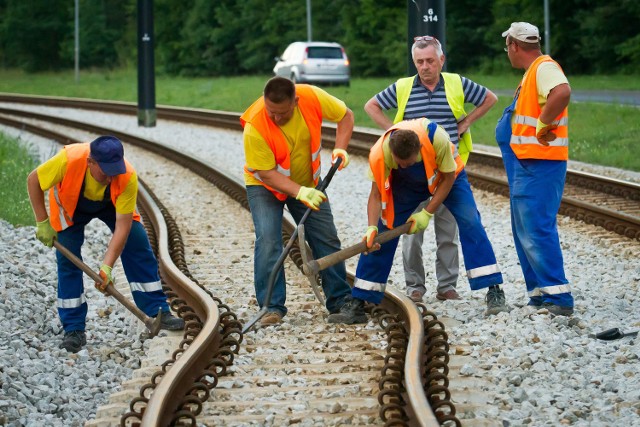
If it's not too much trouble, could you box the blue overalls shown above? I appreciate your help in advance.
[56,182,170,332]
[495,95,574,308]
[353,160,504,305]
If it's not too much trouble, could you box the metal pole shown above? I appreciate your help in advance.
[137,0,156,127]
[306,0,312,41]
[407,0,446,75]
[544,0,550,54]
[74,0,79,83]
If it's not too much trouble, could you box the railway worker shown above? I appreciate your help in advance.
[328,118,508,323]
[363,35,499,307]
[27,136,185,353]
[496,22,574,316]
[241,76,365,326]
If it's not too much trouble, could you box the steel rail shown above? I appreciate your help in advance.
[1,111,437,425]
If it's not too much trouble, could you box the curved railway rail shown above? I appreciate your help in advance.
[1,92,638,240]
[1,112,463,426]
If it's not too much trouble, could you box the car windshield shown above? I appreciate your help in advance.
[307,47,343,59]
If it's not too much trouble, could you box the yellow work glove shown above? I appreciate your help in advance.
[296,186,327,211]
[331,148,350,170]
[536,118,557,146]
[407,209,433,234]
[95,264,113,293]
[35,218,57,247]
[363,225,378,249]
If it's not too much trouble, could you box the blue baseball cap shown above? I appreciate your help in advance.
[89,136,126,176]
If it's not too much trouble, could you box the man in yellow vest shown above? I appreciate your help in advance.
[241,76,365,326]
[27,136,184,353]
[329,118,507,323]
[364,35,502,312]
[496,22,574,316]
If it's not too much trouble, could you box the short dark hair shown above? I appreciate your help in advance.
[264,76,296,103]
[507,35,540,52]
[389,129,421,160]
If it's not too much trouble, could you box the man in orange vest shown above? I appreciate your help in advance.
[27,136,184,353]
[329,118,509,323]
[241,77,363,326]
[496,22,574,316]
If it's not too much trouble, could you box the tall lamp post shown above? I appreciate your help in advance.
[74,0,79,83]
[306,0,312,41]
[137,0,156,127]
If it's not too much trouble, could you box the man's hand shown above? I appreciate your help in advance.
[407,209,433,234]
[362,225,380,254]
[95,264,113,293]
[35,218,57,247]
[296,186,327,211]
[332,148,350,170]
[536,118,557,146]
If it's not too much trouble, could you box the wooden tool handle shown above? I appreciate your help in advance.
[311,222,412,274]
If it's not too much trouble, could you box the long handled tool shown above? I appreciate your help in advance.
[242,158,342,334]
[53,240,162,337]
[299,222,412,281]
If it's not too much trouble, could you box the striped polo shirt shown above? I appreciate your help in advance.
[375,74,487,146]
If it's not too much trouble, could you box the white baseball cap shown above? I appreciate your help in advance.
[502,22,541,43]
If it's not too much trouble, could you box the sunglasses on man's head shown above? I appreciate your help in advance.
[413,35,439,43]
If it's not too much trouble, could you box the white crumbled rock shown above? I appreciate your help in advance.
[1,105,639,426]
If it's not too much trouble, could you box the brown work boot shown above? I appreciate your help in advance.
[436,289,461,301]
[408,290,424,302]
[260,311,283,326]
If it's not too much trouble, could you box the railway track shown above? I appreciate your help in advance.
[2,114,474,426]
[0,93,638,240]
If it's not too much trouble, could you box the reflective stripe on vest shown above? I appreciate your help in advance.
[370,118,464,228]
[394,73,472,164]
[48,143,141,232]
[510,55,569,160]
[240,85,323,201]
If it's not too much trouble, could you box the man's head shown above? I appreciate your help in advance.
[389,129,421,168]
[502,22,542,68]
[263,76,298,126]
[411,36,444,87]
[89,136,126,183]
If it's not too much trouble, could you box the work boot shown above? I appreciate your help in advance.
[327,297,368,324]
[59,330,86,353]
[485,287,510,316]
[157,311,185,330]
[541,303,574,317]
[260,311,283,326]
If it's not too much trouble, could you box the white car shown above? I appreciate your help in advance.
[273,42,350,86]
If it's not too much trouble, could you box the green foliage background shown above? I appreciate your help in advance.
[1,0,639,76]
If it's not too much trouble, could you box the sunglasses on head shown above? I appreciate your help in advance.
[413,35,439,43]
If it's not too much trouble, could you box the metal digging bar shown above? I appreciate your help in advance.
[242,157,342,333]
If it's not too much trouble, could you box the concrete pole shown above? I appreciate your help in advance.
[306,0,312,41]
[544,0,550,54]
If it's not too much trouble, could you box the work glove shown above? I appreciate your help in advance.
[536,118,557,146]
[35,218,57,247]
[407,209,433,234]
[296,186,327,211]
[95,264,113,293]
[332,148,350,170]
[363,225,378,249]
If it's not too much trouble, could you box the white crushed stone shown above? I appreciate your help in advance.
[1,104,639,426]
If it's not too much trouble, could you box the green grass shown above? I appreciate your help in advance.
[0,133,38,226]
[0,68,638,171]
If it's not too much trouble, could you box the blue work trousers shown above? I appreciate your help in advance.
[495,99,573,307]
[246,184,351,317]
[353,167,503,304]
[56,198,169,332]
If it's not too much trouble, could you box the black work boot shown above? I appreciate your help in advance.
[157,311,185,330]
[59,330,87,353]
[327,297,368,324]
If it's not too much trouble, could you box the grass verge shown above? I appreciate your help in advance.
[0,133,37,226]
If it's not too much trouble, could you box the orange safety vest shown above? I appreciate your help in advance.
[370,119,464,228]
[49,143,141,232]
[511,55,569,160]
[240,85,323,201]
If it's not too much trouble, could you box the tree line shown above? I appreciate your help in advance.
[0,0,638,76]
